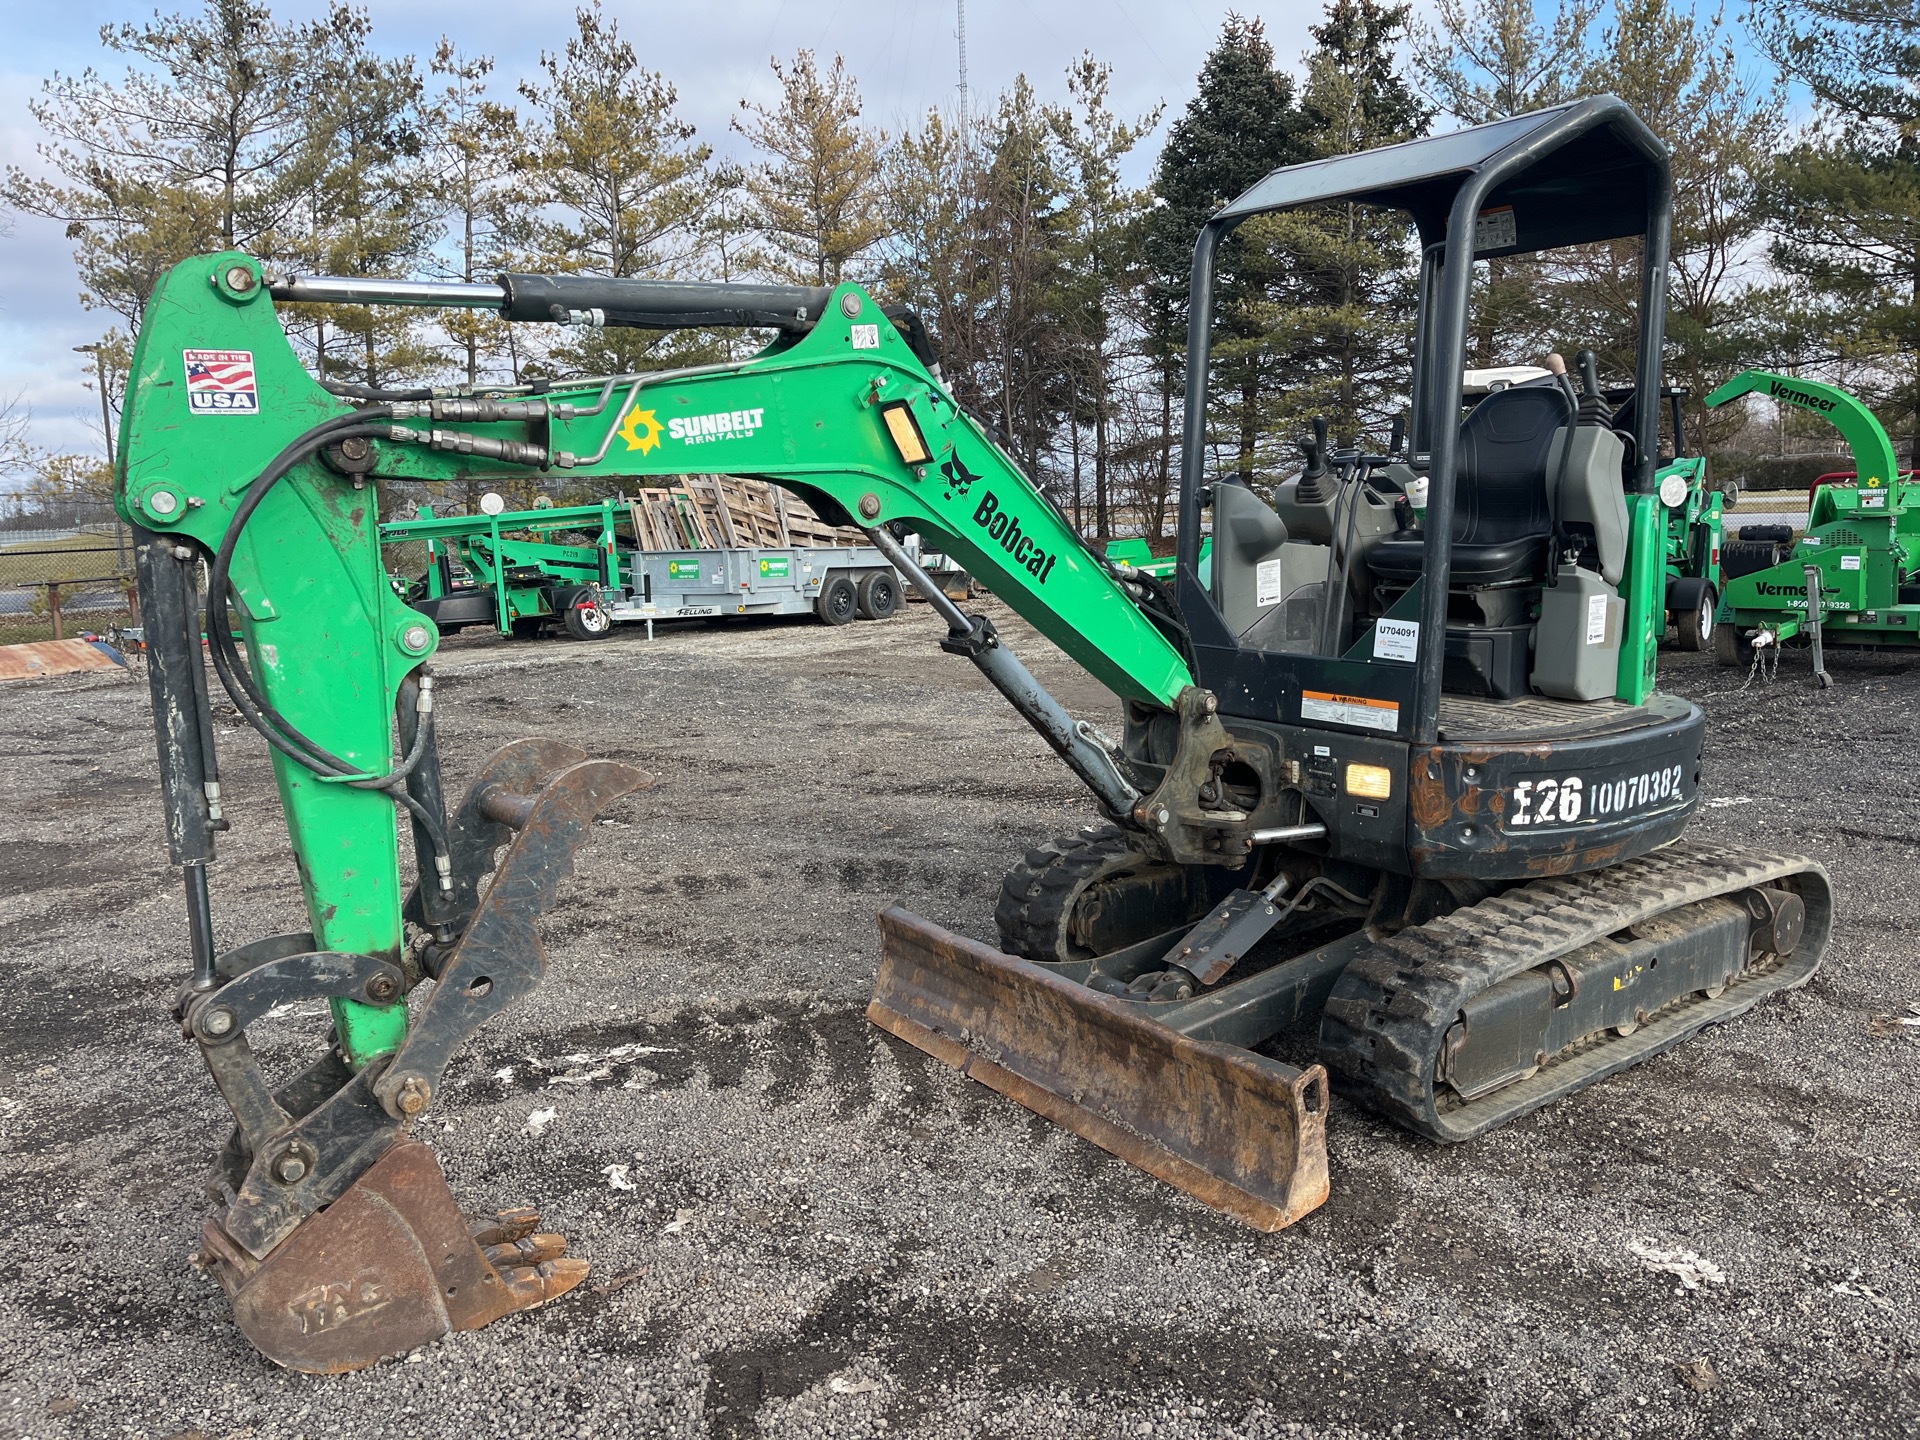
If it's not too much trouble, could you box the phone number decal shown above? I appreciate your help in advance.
[1506,764,1686,828]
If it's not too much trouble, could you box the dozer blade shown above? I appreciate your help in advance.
[196,1138,586,1373]
[869,908,1329,1231]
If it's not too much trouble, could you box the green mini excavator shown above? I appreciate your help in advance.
[117,96,1830,1372]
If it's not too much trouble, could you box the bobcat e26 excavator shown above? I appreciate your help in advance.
[117,96,1830,1372]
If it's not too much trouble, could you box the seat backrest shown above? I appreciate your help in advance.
[1452,384,1573,546]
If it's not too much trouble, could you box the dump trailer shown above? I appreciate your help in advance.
[382,496,904,639]
[117,95,1830,1375]
[1707,369,1920,680]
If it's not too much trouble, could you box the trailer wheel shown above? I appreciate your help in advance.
[815,574,858,626]
[1676,585,1716,652]
[561,595,614,641]
[1713,618,1753,667]
[856,571,901,620]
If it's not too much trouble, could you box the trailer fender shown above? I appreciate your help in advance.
[1666,574,1710,619]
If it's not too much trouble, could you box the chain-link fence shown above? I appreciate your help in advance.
[0,502,138,645]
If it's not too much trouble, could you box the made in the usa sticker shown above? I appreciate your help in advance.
[184,349,259,414]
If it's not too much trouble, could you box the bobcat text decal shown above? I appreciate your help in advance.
[971,490,1059,583]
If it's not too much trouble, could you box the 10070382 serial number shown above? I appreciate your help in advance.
[1504,764,1687,828]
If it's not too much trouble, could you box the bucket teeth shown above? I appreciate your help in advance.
[484,1232,570,1267]
[469,1207,543,1247]
[207,1138,592,1373]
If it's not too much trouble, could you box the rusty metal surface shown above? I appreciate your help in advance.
[868,907,1329,1233]
[210,1138,587,1373]
[0,639,123,681]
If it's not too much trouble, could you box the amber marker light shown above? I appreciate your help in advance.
[1345,763,1393,800]
[881,401,932,465]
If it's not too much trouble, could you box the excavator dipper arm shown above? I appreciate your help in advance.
[120,256,649,1371]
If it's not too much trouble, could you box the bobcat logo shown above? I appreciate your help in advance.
[940,452,980,498]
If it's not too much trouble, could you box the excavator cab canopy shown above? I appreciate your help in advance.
[1174,95,1672,746]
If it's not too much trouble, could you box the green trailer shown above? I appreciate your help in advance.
[383,498,905,639]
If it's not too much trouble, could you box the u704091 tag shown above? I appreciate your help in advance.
[1504,764,1685,828]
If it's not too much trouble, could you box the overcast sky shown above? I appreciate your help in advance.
[0,0,1779,462]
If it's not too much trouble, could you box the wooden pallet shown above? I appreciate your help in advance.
[623,478,865,551]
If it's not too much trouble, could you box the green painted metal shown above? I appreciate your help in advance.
[1707,372,1920,648]
[1104,535,1211,586]
[1706,370,1901,495]
[112,251,1198,1074]
[1653,457,1725,592]
[386,501,625,633]
[114,253,419,1064]
[1614,492,1665,703]
[363,293,1194,707]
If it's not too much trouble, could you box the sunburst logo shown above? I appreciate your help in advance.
[618,405,664,454]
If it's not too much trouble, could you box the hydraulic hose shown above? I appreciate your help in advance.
[201,407,453,876]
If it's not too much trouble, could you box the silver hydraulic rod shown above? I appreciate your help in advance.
[271,276,509,309]
[862,525,1143,818]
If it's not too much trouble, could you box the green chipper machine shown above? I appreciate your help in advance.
[1707,369,1920,682]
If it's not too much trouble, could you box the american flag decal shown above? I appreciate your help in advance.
[183,348,259,414]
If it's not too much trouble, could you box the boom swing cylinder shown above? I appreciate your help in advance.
[117,95,1830,1375]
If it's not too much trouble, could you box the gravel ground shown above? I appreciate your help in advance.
[1,601,1916,1440]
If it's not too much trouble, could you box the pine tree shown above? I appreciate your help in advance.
[1754,0,1920,457]
[514,0,712,373]
[1264,0,1429,447]
[979,77,1077,487]
[1412,0,1598,368]
[1570,0,1783,453]
[733,51,886,286]
[1047,54,1162,537]
[875,107,997,418]
[1140,17,1312,487]
[1412,0,1598,124]
[426,42,521,390]
[285,6,436,390]
[3,0,321,328]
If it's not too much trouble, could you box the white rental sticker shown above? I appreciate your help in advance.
[850,323,880,350]
[1841,554,1863,570]
[1586,592,1610,644]
[1300,689,1399,732]
[1508,764,1685,828]
[1373,617,1419,662]
[1256,557,1287,607]
[1474,205,1518,252]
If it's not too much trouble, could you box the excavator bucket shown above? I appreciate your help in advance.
[179,740,650,1373]
[195,1139,587,1373]
[868,909,1330,1231]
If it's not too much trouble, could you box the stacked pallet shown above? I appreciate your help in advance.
[623,478,866,551]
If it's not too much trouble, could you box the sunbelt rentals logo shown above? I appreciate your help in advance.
[670,408,766,445]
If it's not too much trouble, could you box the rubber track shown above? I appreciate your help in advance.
[1319,840,1834,1142]
[994,825,1137,963]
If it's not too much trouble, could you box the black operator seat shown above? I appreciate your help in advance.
[1369,383,1575,587]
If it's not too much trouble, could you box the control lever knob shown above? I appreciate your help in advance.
[1576,349,1602,398]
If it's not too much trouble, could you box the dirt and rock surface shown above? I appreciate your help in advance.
[0,601,1915,1439]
